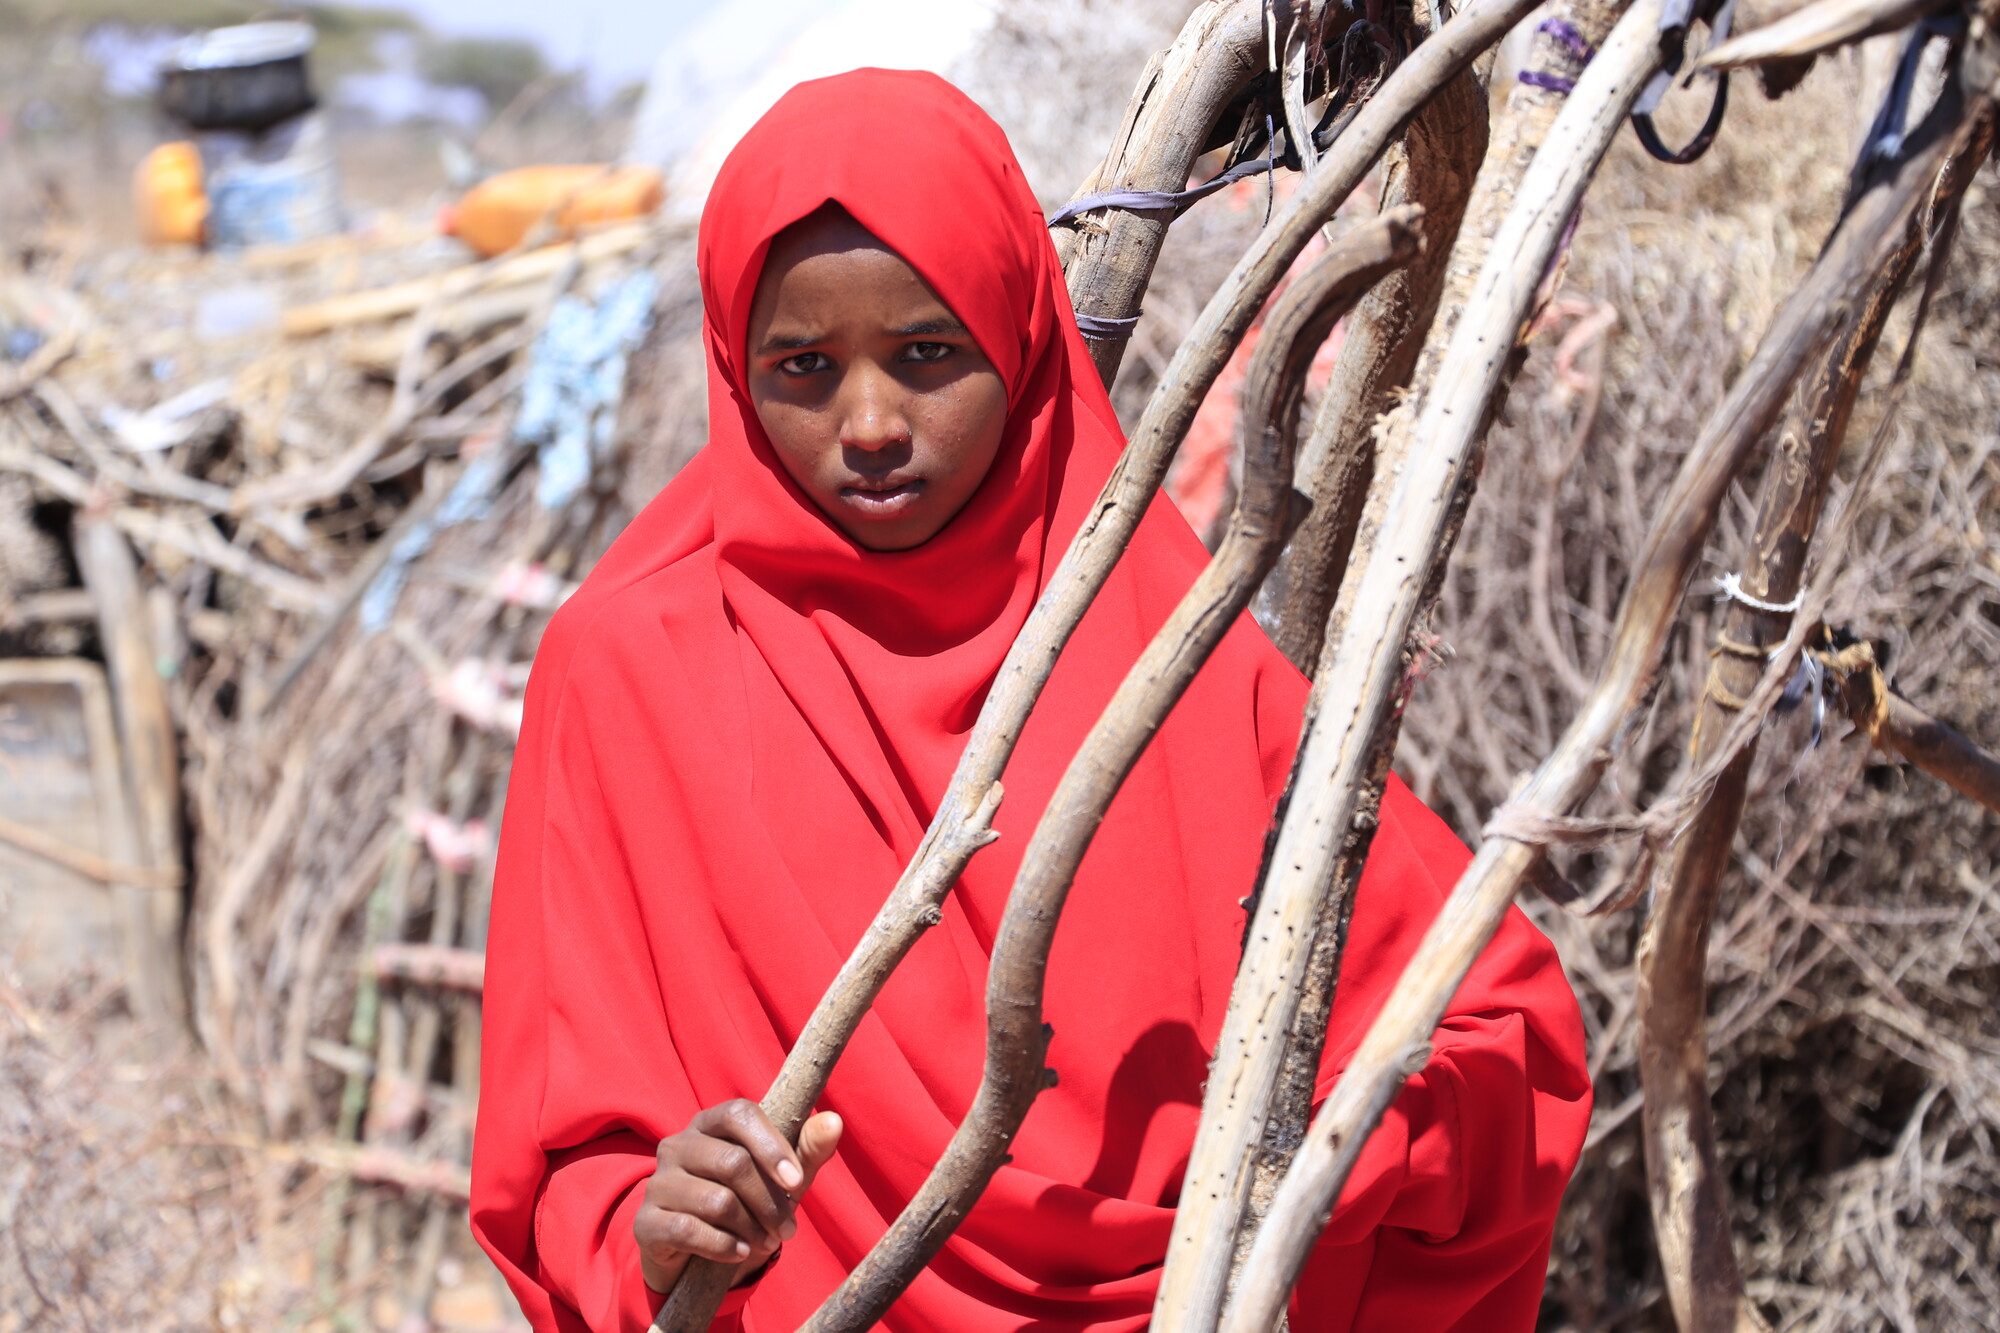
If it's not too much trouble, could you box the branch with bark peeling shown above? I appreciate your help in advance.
[1259,12,1489,673]
[1162,1,1654,1324]
[1207,0,1622,1306]
[1224,41,1984,1333]
[1819,637,2000,813]
[1054,0,1282,387]
[1637,114,1989,1333]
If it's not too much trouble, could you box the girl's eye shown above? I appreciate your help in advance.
[904,342,953,364]
[779,352,829,375]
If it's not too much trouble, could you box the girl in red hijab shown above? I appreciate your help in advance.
[471,69,1590,1332]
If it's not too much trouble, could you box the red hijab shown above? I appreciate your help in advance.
[472,69,1590,1332]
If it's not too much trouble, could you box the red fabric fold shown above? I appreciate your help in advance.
[471,68,1590,1332]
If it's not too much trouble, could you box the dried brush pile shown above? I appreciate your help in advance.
[3,205,697,1322]
[1388,63,2000,1332]
[1058,24,1996,1329]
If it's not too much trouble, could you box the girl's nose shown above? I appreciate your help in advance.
[837,364,912,455]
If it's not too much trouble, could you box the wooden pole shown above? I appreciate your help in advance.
[1162,2,1651,1323]
[1054,0,1278,387]
[1226,56,1984,1333]
[1213,0,1623,1305]
[73,510,188,1029]
[1637,115,1989,1333]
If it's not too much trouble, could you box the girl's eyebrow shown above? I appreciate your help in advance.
[757,330,824,353]
[892,317,969,338]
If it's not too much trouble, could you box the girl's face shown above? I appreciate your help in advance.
[745,207,1009,551]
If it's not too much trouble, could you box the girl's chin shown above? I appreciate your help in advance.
[843,515,942,551]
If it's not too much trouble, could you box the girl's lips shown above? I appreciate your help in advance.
[838,478,926,516]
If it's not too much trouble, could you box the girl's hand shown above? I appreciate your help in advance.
[636,1102,843,1293]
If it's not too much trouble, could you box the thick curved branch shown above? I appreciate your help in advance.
[1162,2,1647,1326]
[798,216,1419,1333]
[1055,0,1275,387]
[1240,207,1429,504]
[1227,52,1982,1333]
[1260,58,1487,671]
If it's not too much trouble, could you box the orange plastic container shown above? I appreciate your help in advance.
[441,165,665,258]
[134,141,208,247]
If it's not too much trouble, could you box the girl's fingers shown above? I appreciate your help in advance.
[634,1201,754,1265]
[697,1099,806,1192]
[681,1135,791,1243]
[679,1175,782,1253]
[797,1110,844,1188]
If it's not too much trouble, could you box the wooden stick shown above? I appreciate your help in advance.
[1822,640,2000,814]
[1192,213,1443,1318]
[0,588,96,626]
[1261,53,1487,672]
[1697,0,1953,71]
[0,810,175,890]
[1641,232,1917,1333]
[267,1139,473,1201]
[794,213,1418,1333]
[1225,56,1982,1333]
[233,324,531,514]
[656,205,1427,1333]
[279,222,653,337]
[371,942,486,992]
[1637,112,1988,1333]
[1221,3,1622,1303]
[73,510,189,1027]
[0,437,328,613]
[1053,0,1277,386]
[1239,209,1427,508]
[1165,3,1649,1324]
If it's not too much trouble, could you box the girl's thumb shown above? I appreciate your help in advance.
[798,1110,843,1183]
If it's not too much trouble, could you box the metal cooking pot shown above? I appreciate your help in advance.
[158,21,317,134]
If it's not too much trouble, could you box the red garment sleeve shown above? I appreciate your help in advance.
[471,660,763,1332]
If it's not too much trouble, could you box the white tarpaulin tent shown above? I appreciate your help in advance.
[626,0,1001,219]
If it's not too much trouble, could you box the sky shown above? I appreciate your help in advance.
[390,0,717,91]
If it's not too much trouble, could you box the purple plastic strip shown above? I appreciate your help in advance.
[1519,69,1578,95]
[1536,17,1597,63]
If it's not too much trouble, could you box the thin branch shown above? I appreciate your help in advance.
[0,811,176,891]
[1227,51,1984,1333]
[1166,2,1657,1325]
[1639,113,1989,1333]
[1821,638,2000,813]
[1697,0,1954,72]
